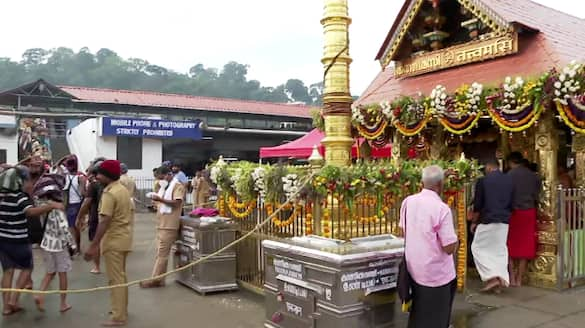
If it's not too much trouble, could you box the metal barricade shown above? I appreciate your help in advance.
[558,187,585,289]
[227,184,470,291]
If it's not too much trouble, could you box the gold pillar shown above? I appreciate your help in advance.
[573,134,585,187]
[528,114,559,288]
[321,0,353,167]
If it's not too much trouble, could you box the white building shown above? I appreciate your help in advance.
[67,117,163,177]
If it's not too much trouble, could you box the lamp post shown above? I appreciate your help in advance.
[321,0,354,167]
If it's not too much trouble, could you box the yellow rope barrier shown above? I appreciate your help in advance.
[0,174,315,295]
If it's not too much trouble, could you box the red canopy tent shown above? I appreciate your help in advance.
[259,129,391,159]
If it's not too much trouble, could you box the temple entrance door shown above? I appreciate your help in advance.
[460,141,498,289]
[463,141,498,164]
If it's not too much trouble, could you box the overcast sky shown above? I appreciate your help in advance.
[2,0,583,94]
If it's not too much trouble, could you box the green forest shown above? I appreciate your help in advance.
[0,47,323,105]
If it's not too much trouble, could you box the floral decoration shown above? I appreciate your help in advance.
[429,85,449,116]
[327,61,585,137]
[352,103,390,140]
[392,95,431,136]
[487,75,545,132]
[282,174,300,202]
[251,167,267,200]
[553,61,583,105]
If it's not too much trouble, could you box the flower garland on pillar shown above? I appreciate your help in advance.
[456,190,467,291]
[218,194,227,217]
[305,202,314,235]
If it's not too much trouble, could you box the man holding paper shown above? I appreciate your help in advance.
[140,166,185,288]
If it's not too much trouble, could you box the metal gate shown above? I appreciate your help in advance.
[558,187,585,288]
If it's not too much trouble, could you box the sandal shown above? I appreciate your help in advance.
[139,281,163,289]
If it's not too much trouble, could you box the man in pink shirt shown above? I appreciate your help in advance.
[399,165,459,328]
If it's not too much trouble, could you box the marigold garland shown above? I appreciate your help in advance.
[265,202,301,228]
[217,196,227,217]
[456,191,467,291]
[557,101,585,133]
[357,120,389,140]
[394,116,431,136]
[350,195,390,224]
[562,104,585,128]
[227,196,256,219]
[488,102,542,132]
[305,203,313,235]
[439,113,481,135]
[322,207,331,238]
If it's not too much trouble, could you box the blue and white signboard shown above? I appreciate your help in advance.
[101,117,202,140]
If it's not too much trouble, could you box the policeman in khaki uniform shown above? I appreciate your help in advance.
[140,166,185,288]
[84,160,133,327]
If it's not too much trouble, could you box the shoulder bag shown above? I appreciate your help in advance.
[397,201,413,313]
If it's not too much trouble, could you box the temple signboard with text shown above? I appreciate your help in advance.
[101,117,202,140]
[394,33,518,78]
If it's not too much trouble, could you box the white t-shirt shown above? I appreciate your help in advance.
[39,203,75,252]
[65,174,82,204]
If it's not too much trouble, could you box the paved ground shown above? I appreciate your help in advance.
[1,212,585,327]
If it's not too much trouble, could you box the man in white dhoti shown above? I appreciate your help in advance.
[471,160,514,292]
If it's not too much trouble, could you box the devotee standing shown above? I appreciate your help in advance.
[399,165,459,328]
[0,166,63,315]
[19,155,46,290]
[62,155,86,253]
[191,171,200,210]
[471,160,513,292]
[507,152,540,287]
[76,159,104,274]
[171,161,188,187]
[33,173,74,313]
[196,170,211,208]
[84,160,133,326]
[140,166,185,288]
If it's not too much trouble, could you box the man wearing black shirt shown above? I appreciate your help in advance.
[471,160,514,292]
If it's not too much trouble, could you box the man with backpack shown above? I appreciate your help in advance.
[61,155,86,254]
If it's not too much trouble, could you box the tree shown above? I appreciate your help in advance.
[0,47,320,105]
[21,48,48,67]
[285,79,312,104]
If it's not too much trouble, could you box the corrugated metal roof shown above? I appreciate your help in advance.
[59,85,313,119]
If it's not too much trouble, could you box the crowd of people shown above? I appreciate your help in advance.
[0,154,211,326]
[398,152,565,328]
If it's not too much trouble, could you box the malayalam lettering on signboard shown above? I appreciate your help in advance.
[394,33,518,78]
[101,117,202,140]
[273,259,303,279]
[340,259,399,293]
